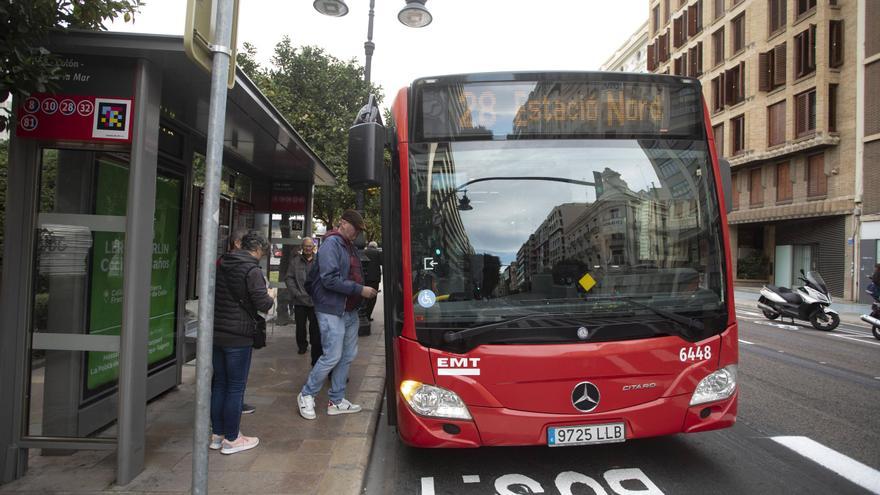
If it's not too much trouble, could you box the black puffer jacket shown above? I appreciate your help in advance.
[213,250,274,347]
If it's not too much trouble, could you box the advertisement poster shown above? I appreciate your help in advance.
[86,161,181,392]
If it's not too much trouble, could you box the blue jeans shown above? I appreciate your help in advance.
[301,311,359,403]
[211,345,253,441]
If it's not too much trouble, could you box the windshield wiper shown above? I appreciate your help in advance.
[442,313,549,344]
[611,297,705,340]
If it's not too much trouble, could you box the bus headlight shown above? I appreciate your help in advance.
[400,380,472,420]
[689,365,737,406]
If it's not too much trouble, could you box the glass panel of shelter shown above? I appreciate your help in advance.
[28,149,183,440]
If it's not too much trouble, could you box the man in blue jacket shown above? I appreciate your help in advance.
[297,209,378,419]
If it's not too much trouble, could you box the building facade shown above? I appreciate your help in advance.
[646,0,872,300]
[601,21,651,73]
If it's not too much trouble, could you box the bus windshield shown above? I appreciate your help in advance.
[408,137,727,343]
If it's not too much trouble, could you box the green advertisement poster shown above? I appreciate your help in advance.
[87,160,181,391]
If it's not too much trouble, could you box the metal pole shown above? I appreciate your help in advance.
[192,0,235,492]
[357,0,376,214]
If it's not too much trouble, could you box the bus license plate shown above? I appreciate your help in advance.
[548,423,625,447]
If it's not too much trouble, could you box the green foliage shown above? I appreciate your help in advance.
[737,252,770,280]
[235,38,385,242]
[0,0,141,131]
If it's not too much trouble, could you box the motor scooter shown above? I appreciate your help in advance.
[757,270,839,331]
[858,276,880,340]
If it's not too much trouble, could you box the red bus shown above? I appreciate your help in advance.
[348,72,737,448]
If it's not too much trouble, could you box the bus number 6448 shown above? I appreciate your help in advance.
[679,345,711,362]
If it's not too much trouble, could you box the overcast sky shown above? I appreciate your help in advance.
[108,0,647,108]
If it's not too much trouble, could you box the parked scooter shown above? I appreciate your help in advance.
[757,270,840,331]
[858,276,880,340]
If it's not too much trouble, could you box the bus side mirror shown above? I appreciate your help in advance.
[719,158,733,213]
[348,121,385,188]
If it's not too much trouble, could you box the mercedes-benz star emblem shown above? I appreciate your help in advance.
[571,381,601,412]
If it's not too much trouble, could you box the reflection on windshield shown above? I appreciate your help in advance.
[409,139,725,323]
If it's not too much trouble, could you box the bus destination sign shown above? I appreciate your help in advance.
[418,80,701,140]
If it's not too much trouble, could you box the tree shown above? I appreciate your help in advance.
[0,0,141,131]
[235,38,384,242]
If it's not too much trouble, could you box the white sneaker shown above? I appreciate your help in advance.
[209,434,223,450]
[220,434,259,455]
[297,393,316,420]
[327,398,362,416]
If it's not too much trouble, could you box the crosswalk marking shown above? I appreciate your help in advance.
[772,436,880,494]
[421,477,435,495]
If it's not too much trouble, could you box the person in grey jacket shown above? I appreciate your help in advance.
[297,210,377,420]
[285,237,321,364]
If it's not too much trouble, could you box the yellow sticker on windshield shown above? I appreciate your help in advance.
[579,273,597,292]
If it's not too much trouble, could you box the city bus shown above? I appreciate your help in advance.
[348,72,737,447]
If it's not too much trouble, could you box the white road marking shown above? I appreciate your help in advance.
[738,310,762,317]
[828,334,880,347]
[462,475,480,484]
[738,339,755,345]
[772,436,880,494]
[421,477,435,495]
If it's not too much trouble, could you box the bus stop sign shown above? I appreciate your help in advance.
[184,0,239,89]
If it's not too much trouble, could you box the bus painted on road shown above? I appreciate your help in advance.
[350,72,737,448]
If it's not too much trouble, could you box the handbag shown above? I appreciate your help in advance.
[220,265,268,349]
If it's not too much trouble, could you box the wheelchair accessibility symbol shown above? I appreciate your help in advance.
[417,290,436,308]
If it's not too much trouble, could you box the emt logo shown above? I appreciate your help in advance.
[437,357,481,376]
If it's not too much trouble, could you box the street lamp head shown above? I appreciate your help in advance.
[314,0,349,17]
[398,0,432,28]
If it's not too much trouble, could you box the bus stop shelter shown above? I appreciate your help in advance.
[0,30,334,485]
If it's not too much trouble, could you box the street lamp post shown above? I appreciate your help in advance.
[313,0,432,212]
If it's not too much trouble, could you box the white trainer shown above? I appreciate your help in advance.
[327,398,362,416]
[209,433,223,450]
[298,393,316,420]
[220,434,259,455]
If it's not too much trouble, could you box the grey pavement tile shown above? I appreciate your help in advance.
[316,467,364,495]
[329,437,368,469]
[111,467,192,492]
[0,468,116,492]
[248,452,330,474]
[296,439,334,455]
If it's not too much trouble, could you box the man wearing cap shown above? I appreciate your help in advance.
[297,209,378,419]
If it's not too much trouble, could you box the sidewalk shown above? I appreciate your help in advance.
[733,285,871,325]
[0,301,387,495]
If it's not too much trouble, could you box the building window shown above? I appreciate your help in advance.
[731,172,740,209]
[794,25,816,78]
[674,13,688,48]
[829,84,838,132]
[689,42,704,77]
[712,73,726,112]
[688,0,703,37]
[776,162,792,202]
[725,61,746,105]
[713,123,724,157]
[829,20,844,68]
[713,27,725,66]
[660,30,671,62]
[796,0,816,17]
[807,153,826,197]
[769,0,787,36]
[759,43,787,91]
[795,87,817,138]
[732,13,746,54]
[768,100,786,147]
[648,41,657,71]
[731,114,745,155]
[665,0,671,22]
[653,5,661,32]
[750,167,763,206]
[714,0,725,19]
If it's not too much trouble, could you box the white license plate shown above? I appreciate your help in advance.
[548,422,626,447]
